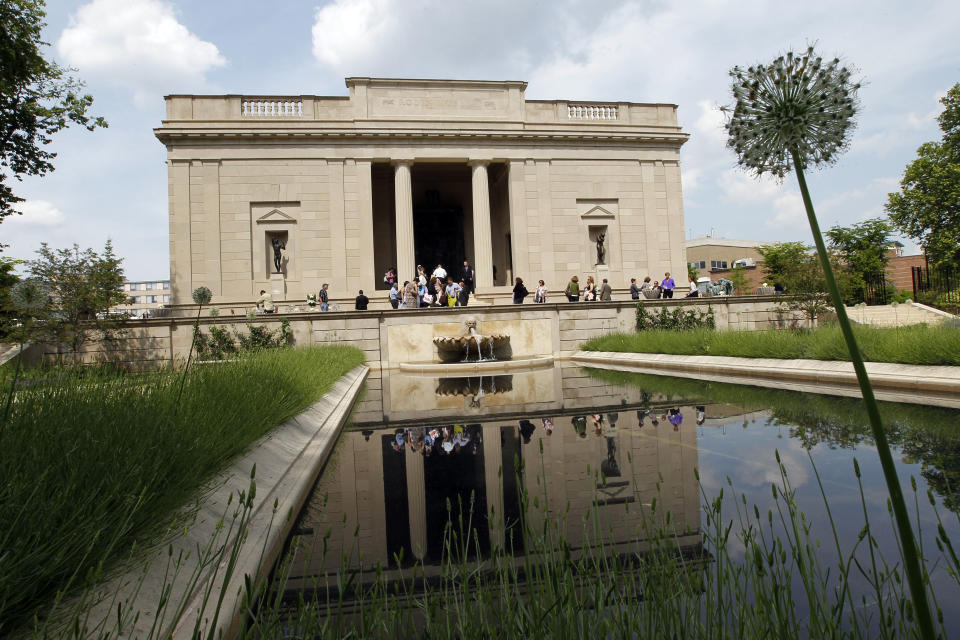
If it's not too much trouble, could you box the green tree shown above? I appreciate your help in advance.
[728,264,749,295]
[758,242,853,321]
[0,0,107,225]
[25,241,126,360]
[886,83,960,267]
[687,262,699,283]
[0,256,21,337]
[825,217,893,302]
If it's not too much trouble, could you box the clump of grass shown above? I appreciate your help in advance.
[0,345,364,634]
[582,324,960,366]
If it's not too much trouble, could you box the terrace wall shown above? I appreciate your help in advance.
[34,296,791,369]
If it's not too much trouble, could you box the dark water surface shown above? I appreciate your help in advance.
[283,364,960,633]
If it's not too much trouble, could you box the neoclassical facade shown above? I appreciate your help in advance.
[155,78,689,305]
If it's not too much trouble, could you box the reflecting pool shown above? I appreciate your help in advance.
[281,364,960,634]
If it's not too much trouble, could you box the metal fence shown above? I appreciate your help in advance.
[863,274,889,306]
[912,259,960,303]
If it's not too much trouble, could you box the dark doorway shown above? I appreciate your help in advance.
[414,189,465,277]
[381,432,413,567]
[423,424,489,562]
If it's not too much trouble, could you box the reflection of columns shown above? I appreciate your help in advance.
[470,161,494,291]
[405,447,427,559]
[394,161,415,282]
[482,424,504,547]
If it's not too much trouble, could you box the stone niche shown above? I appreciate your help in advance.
[252,202,300,288]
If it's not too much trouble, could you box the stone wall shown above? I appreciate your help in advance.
[32,296,788,369]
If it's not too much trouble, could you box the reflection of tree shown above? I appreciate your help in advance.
[587,367,960,512]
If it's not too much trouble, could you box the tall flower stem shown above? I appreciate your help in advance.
[1,339,24,425]
[176,303,203,406]
[792,150,935,638]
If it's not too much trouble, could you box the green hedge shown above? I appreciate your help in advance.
[583,324,960,366]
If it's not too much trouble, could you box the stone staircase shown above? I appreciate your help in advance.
[844,302,956,327]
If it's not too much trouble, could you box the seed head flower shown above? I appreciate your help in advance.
[10,278,51,315]
[192,286,212,306]
[723,46,861,178]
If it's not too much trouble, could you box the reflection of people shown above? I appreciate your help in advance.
[519,419,536,444]
[541,417,554,435]
[271,237,285,273]
[637,409,648,427]
[696,405,706,425]
[572,416,587,438]
[256,289,274,313]
[668,408,683,431]
[591,414,604,436]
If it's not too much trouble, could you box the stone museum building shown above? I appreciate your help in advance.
[155,77,689,305]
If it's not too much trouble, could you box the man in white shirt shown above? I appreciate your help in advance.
[432,263,447,281]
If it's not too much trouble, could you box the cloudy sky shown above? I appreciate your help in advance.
[4,0,959,279]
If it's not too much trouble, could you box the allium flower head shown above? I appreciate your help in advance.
[192,286,212,306]
[723,46,861,178]
[10,278,51,314]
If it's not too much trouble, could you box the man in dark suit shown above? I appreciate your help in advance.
[460,260,475,293]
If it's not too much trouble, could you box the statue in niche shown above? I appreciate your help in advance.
[271,237,286,274]
[596,232,606,265]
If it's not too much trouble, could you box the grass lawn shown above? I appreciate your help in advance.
[0,345,364,635]
[582,324,960,366]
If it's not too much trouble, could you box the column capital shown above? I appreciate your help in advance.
[391,159,414,169]
[467,159,490,168]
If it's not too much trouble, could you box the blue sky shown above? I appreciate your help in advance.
[4,0,959,279]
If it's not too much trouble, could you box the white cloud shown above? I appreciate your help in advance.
[312,0,394,67]
[57,0,226,102]
[7,201,66,227]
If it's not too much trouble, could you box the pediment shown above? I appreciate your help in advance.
[256,209,297,224]
[577,198,619,218]
[581,205,616,218]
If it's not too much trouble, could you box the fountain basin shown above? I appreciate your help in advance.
[433,333,511,363]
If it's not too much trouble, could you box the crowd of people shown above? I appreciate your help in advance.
[254,263,701,314]
[393,424,481,456]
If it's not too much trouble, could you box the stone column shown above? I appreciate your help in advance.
[394,161,415,282]
[470,161,494,290]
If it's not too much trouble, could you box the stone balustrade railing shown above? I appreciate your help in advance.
[567,104,619,120]
[241,98,303,117]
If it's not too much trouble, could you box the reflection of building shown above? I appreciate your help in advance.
[287,368,702,592]
[156,78,689,305]
[113,279,171,317]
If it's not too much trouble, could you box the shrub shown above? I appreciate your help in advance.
[636,304,715,331]
[195,319,292,360]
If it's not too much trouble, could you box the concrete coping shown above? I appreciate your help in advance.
[80,365,368,640]
[572,351,960,409]
[397,355,555,374]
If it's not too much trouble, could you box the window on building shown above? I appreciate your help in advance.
[146,283,154,290]
[711,260,729,270]
[689,260,706,270]
[147,295,157,304]
[163,294,170,303]
[163,281,170,288]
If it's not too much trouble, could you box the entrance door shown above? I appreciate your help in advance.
[413,190,465,278]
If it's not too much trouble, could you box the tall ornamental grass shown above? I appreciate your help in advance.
[582,324,960,366]
[0,345,363,635]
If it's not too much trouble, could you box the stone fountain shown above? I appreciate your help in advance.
[433,320,511,363]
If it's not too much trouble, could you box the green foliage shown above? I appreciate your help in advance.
[584,324,960,366]
[636,304,716,331]
[0,256,21,337]
[23,241,127,358]
[757,242,854,318]
[194,319,293,360]
[687,262,699,283]
[887,83,960,267]
[0,345,363,633]
[728,264,749,295]
[825,217,894,302]
[0,0,107,225]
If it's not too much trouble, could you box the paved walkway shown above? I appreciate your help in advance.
[572,351,960,409]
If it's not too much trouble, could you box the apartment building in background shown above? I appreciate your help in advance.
[114,280,172,317]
